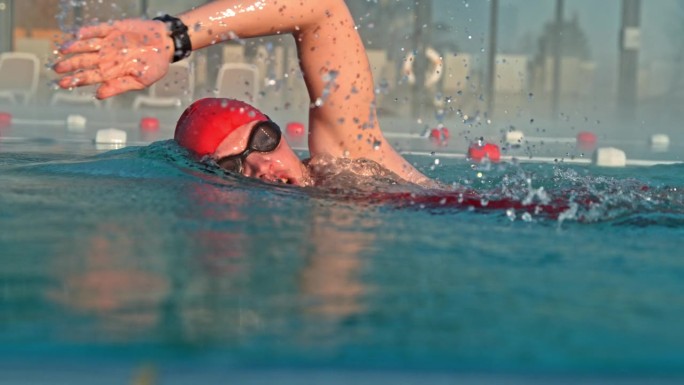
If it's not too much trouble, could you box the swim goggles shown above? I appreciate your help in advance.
[216,120,282,173]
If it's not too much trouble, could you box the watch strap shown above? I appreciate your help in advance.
[153,14,192,63]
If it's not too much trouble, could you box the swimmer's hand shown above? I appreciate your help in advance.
[54,19,174,99]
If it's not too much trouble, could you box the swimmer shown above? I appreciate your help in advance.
[55,0,436,188]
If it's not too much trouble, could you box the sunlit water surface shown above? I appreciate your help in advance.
[1,139,684,383]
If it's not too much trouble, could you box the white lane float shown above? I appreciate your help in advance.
[66,114,87,132]
[95,128,127,150]
[505,130,524,147]
[593,147,627,168]
[650,134,670,152]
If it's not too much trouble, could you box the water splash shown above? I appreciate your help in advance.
[37,140,678,228]
[56,0,83,34]
[362,161,684,226]
[57,0,133,37]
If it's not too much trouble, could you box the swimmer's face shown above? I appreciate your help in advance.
[214,120,310,186]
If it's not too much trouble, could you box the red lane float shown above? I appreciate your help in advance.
[286,122,305,137]
[576,131,597,150]
[0,112,12,129]
[468,142,501,162]
[140,117,160,131]
[440,127,450,140]
[430,127,450,146]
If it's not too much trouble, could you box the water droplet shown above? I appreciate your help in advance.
[506,209,516,221]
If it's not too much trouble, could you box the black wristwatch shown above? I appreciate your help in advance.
[153,14,192,63]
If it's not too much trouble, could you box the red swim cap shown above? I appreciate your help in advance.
[175,98,268,156]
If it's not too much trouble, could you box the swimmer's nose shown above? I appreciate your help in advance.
[256,158,274,174]
[245,156,277,179]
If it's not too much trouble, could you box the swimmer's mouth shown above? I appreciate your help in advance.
[271,177,294,185]
[261,174,300,185]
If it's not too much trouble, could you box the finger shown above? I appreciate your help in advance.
[96,76,146,99]
[59,58,141,88]
[59,37,105,55]
[57,69,105,89]
[53,53,102,74]
[76,23,117,40]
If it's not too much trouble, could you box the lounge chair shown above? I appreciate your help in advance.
[0,52,40,105]
[133,61,194,110]
[214,63,260,105]
[50,84,102,108]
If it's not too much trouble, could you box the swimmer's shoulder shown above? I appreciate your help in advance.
[305,154,442,191]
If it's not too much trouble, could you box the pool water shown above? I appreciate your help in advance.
[1,137,684,383]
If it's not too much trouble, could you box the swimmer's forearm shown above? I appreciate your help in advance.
[176,0,347,51]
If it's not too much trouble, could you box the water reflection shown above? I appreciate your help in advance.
[173,181,257,344]
[47,222,171,341]
[299,204,374,318]
[43,178,379,350]
[185,182,250,276]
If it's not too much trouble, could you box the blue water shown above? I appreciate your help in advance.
[1,139,684,383]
